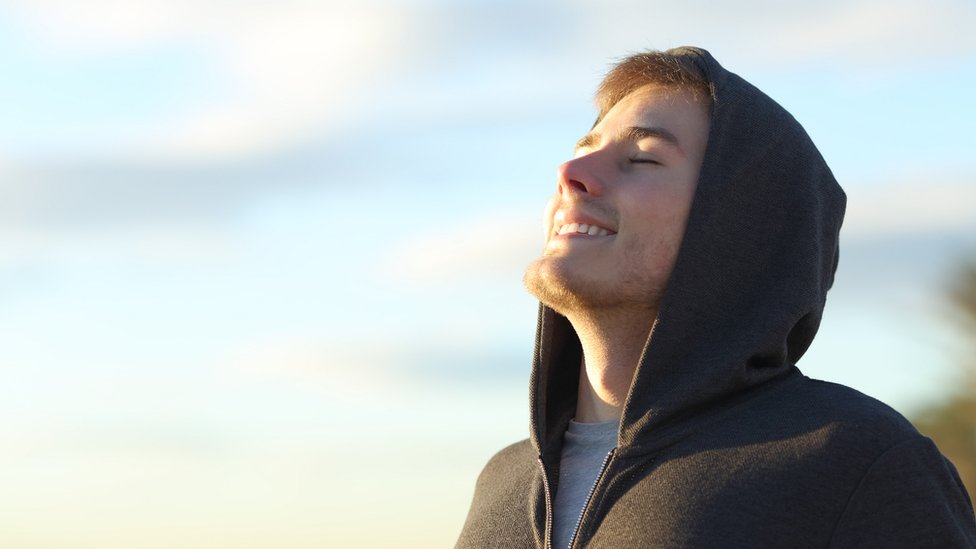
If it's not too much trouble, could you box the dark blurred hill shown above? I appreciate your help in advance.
[912,259,976,499]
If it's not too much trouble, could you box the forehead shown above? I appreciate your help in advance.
[578,84,711,160]
[593,84,708,134]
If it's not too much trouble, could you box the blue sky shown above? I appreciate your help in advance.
[1,1,975,546]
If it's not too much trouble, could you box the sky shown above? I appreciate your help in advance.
[1,1,975,547]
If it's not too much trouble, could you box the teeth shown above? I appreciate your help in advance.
[556,222,612,236]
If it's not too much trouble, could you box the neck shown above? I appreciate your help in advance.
[567,306,657,423]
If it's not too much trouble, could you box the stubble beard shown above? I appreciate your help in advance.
[523,256,589,317]
[522,246,665,320]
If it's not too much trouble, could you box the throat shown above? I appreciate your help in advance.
[571,312,656,423]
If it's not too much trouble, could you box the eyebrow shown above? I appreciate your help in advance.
[575,125,681,152]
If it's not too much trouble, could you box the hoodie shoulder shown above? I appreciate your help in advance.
[456,439,539,549]
[762,376,926,454]
[798,378,921,440]
[827,435,976,548]
[478,438,537,482]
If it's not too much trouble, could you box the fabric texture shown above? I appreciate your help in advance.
[455,46,976,549]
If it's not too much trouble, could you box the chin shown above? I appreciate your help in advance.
[524,255,666,317]
[523,256,593,316]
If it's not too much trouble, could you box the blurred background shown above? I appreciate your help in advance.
[1,0,974,547]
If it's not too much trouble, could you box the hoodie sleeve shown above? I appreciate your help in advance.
[828,436,976,548]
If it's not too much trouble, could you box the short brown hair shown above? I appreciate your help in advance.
[595,50,713,123]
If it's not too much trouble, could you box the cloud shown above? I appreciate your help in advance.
[216,336,405,400]
[386,208,542,285]
[0,223,235,274]
[215,331,537,399]
[2,1,424,161]
[557,0,976,69]
[0,157,274,229]
[4,0,972,165]
[0,129,374,232]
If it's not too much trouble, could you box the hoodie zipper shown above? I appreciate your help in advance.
[566,448,615,549]
[539,448,617,549]
[537,457,554,549]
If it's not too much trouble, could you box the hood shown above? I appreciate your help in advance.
[529,47,847,462]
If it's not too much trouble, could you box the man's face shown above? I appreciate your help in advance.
[524,84,710,315]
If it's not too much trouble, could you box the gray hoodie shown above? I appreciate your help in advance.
[456,47,976,548]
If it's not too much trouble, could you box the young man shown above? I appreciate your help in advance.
[456,47,976,548]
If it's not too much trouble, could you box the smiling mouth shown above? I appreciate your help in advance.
[556,222,614,237]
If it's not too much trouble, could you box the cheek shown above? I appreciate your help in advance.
[622,202,689,270]
[653,185,697,235]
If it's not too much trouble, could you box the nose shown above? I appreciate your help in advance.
[556,153,605,198]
